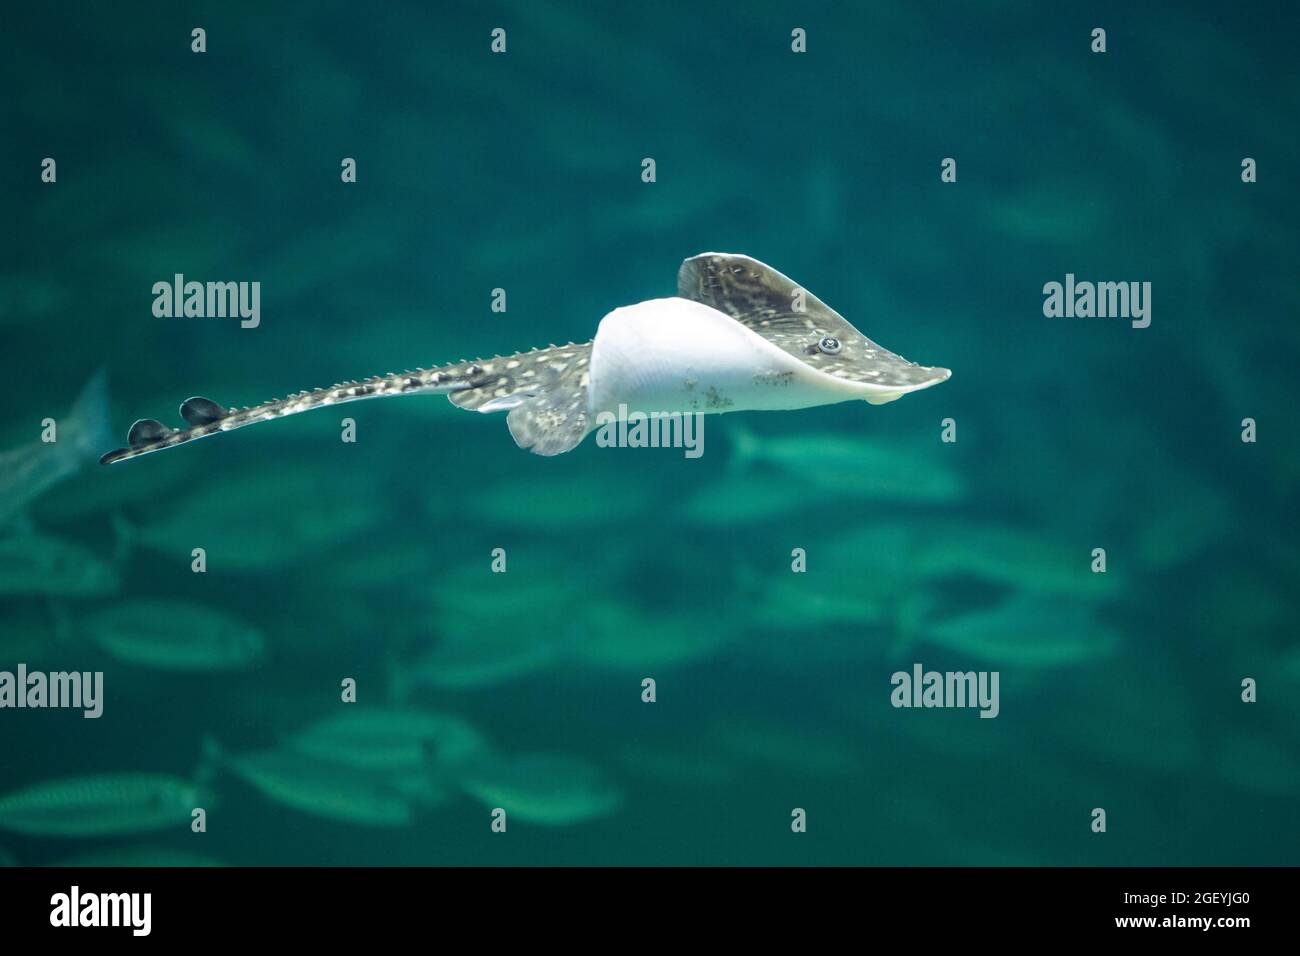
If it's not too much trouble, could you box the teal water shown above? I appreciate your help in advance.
[1,1,1297,865]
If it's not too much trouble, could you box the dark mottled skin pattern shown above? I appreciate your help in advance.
[101,253,947,463]
[676,253,949,388]
[99,344,592,464]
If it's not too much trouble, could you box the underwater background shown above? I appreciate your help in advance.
[1,0,1297,865]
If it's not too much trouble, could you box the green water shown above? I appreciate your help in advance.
[1,1,1297,865]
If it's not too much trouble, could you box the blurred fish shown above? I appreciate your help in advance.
[49,846,224,867]
[0,533,119,598]
[1046,668,1200,774]
[457,752,621,826]
[0,273,74,326]
[222,685,354,739]
[889,700,1025,761]
[570,599,734,670]
[728,424,964,503]
[162,113,258,176]
[33,445,200,524]
[259,218,405,303]
[615,742,742,790]
[708,719,864,777]
[284,707,489,772]
[430,564,587,619]
[1280,647,1300,685]
[402,625,572,691]
[1191,571,1290,654]
[745,565,892,631]
[402,569,590,690]
[83,600,266,671]
[313,539,439,593]
[1217,734,1300,795]
[681,473,813,525]
[461,473,653,529]
[0,773,208,838]
[733,533,911,669]
[120,469,382,571]
[981,180,1113,244]
[214,744,416,827]
[906,596,1119,668]
[817,524,922,588]
[913,521,1119,597]
[1134,476,1232,571]
[382,764,456,810]
[0,605,60,665]
[90,222,240,277]
[0,371,111,527]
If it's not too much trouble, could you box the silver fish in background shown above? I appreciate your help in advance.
[681,472,819,525]
[1042,665,1202,775]
[901,595,1120,668]
[726,424,966,504]
[428,563,589,620]
[0,370,111,529]
[402,626,572,691]
[83,599,266,671]
[459,473,656,530]
[1133,476,1233,571]
[48,846,224,867]
[0,273,75,327]
[706,718,866,778]
[980,179,1115,245]
[885,699,1025,762]
[456,752,621,826]
[912,521,1120,599]
[313,539,442,593]
[211,743,419,828]
[398,567,591,691]
[570,598,736,671]
[116,468,382,571]
[615,741,743,791]
[1216,734,1300,796]
[0,533,119,598]
[744,559,894,631]
[283,707,490,772]
[0,605,61,666]
[33,438,201,524]
[0,773,208,838]
[824,519,1121,601]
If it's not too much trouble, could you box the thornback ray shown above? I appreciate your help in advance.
[100,253,950,462]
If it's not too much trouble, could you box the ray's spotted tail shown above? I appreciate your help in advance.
[99,341,595,463]
[100,359,484,465]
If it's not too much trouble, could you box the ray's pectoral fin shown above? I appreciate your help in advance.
[677,251,849,337]
[677,252,951,394]
[448,343,593,456]
[504,369,591,457]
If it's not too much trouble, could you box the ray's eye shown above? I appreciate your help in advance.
[817,336,842,355]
